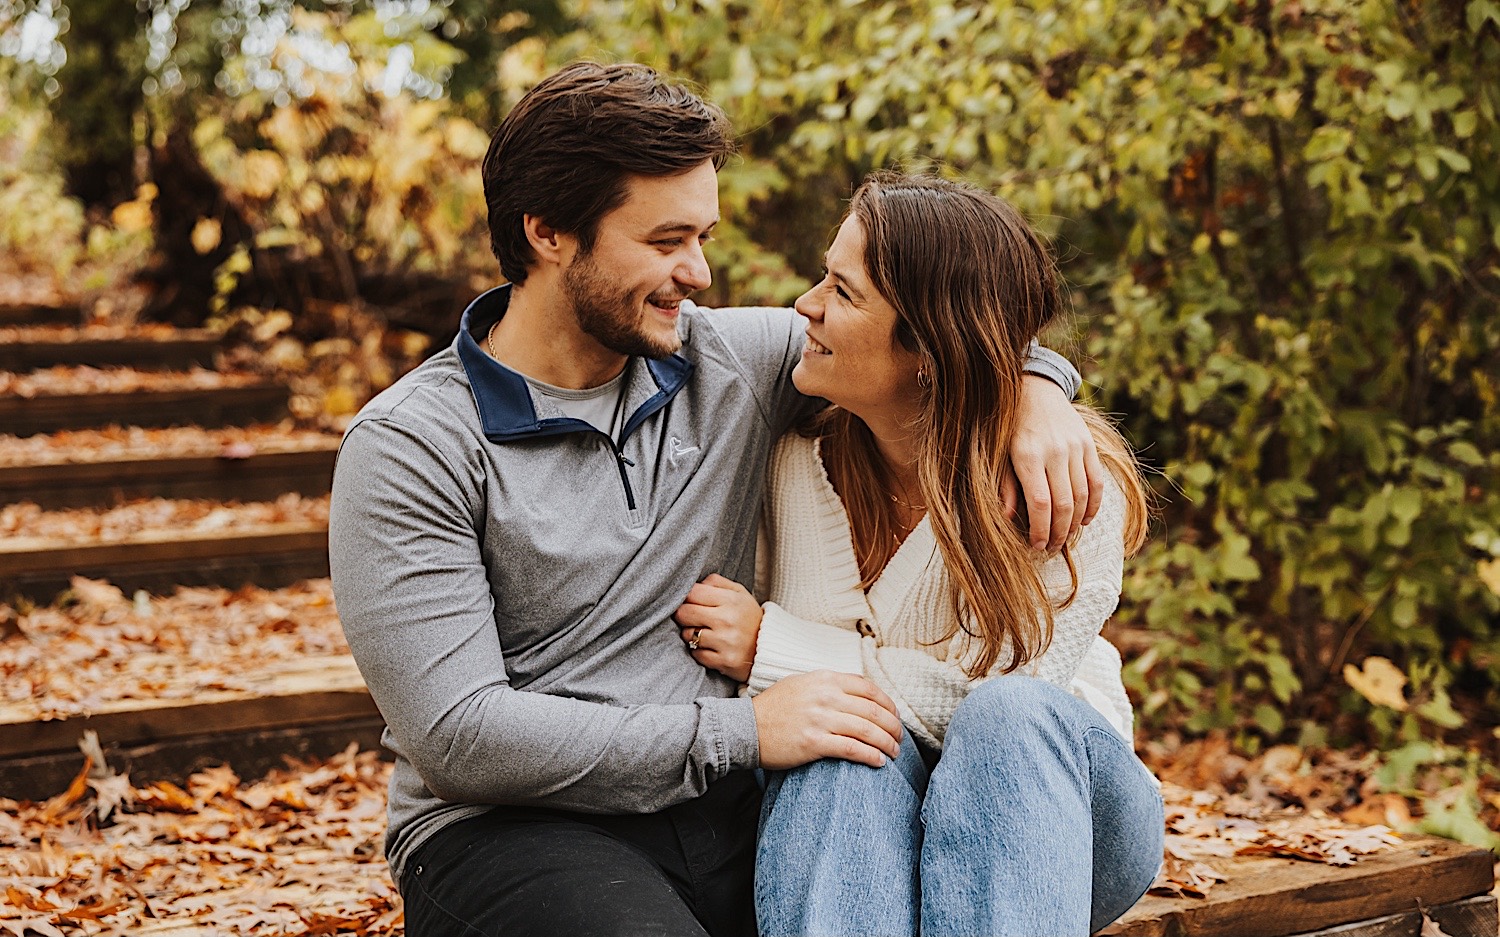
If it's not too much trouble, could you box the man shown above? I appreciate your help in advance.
[329,62,1102,937]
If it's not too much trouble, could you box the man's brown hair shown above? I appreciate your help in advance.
[482,62,735,285]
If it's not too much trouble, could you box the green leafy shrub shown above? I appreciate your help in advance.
[539,0,1500,749]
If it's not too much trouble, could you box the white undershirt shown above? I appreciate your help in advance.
[525,360,631,438]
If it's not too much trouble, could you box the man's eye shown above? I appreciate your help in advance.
[654,238,683,247]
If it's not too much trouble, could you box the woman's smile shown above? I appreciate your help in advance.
[804,335,832,355]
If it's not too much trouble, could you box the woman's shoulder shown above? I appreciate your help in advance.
[1039,470,1130,583]
[767,431,821,492]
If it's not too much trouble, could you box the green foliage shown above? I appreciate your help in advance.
[196,10,493,291]
[534,0,1500,749]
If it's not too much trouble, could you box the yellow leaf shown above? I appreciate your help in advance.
[110,200,153,233]
[242,150,286,199]
[190,217,222,255]
[324,385,360,416]
[1343,656,1408,711]
[1478,558,1500,596]
[444,117,492,160]
[252,310,294,343]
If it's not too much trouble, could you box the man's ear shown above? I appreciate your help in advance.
[523,214,574,267]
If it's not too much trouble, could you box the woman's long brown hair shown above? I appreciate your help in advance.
[815,172,1150,679]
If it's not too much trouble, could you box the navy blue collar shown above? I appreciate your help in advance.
[454,285,694,442]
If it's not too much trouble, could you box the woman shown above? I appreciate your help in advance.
[674,172,1163,936]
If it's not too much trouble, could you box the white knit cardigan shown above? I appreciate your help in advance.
[746,433,1136,749]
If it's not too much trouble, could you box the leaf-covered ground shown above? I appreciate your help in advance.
[0,744,1465,936]
[1,494,328,546]
[0,424,339,468]
[2,579,1494,934]
[1,578,345,722]
[0,367,268,399]
[1,745,400,936]
[0,324,206,344]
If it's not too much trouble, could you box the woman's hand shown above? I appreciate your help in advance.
[674,573,763,683]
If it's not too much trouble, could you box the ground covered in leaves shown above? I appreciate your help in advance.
[1,745,399,936]
[0,367,269,399]
[0,742,1467,936]
[0,424,338,468]
[1,494,328,547]
[1,579,1494,934]
[1,578,345,722]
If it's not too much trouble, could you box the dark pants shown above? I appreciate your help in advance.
[401,771,761,937]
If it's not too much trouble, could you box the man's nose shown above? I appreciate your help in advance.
[677,240,712,292]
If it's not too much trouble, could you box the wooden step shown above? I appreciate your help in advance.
[0,382,290,436]
[0,444,338,508]
[0,654,375,763]
[0,521,330,601]
[1103,834,1496,937]
[0,333,219,371]
[0,303,79,327]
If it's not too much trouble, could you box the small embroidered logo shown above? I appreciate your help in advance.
[668,436,700,468]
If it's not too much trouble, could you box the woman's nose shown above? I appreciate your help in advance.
[793,286,822,321]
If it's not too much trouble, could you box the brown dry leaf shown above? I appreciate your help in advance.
[1343,656,1409,711]
[38,761,92,825]
[136,781,197,813]
[88,774,134,825]
[1150,852,1228,898]
[0,915,67,937]
[188,765,242,803]
[1341,793,1413,828]
[67,578,128,612]
[1420,911,1458,937]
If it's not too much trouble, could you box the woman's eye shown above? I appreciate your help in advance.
[833,283,850,300]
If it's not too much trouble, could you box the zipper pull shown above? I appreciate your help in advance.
[617,452,635,467]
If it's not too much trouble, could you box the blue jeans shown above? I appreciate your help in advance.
[755,677,1164,937]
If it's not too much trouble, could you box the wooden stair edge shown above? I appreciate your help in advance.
[0,336,222,371]
[0,521,329,574]
[1104,835,1497,937]
[0,445,338,490]
[0,715,388,802]
[0,382,287,407]
[0,305,81,327]
[0,656,374,759]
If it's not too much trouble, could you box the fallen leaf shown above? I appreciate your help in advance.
[1343,656,1408,711]
[1479,558,1500,597]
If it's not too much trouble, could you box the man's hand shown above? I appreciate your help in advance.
[752,670,903,770]
[674,573,763,683]
[1004,375,1105,552]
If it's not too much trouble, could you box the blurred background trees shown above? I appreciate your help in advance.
[2,0,1497,843]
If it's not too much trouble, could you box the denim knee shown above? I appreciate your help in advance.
[948,676,1073,739]
[776,739,926,800]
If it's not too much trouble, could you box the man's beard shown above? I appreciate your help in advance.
[562,250,683,359]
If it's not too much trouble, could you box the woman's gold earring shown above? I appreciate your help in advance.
[916,367,932,389]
